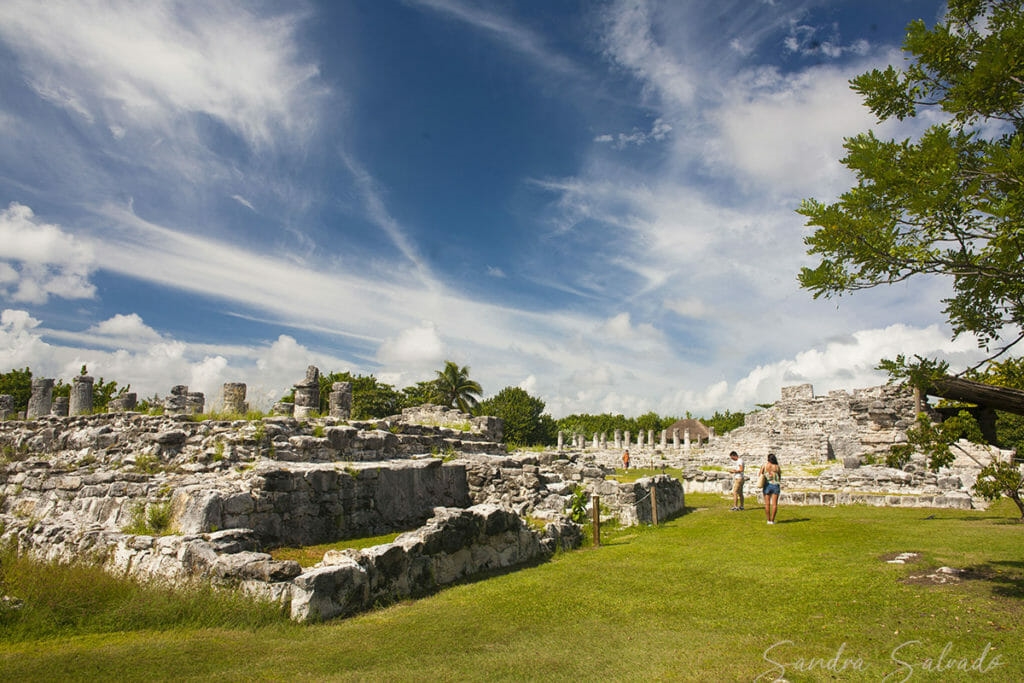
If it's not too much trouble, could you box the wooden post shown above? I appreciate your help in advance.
[651,485,658,525]
[592,495,600,547]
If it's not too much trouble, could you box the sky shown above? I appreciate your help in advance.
[0,0,990,418]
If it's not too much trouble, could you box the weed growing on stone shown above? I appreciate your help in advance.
[121,501,175,536]
[567,485,589,524]
[131,454,163,474]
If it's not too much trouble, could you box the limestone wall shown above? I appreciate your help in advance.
[707,383,926,466]
[14,505,571,623]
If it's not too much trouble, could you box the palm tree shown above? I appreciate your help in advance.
[434,360,482,413]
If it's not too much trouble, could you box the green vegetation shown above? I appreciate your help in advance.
[799,0,1024,366]
[1,495,1022,679]
[609,466,684,483]
[474,386,556,447]
[189,409,266,422]
[0,545,285,644]
[0,367,32,413]
[120,501,176,536]
[433,361,482,414]
[130,454,164,475]
[270,532,405,568]
[556,408,747,447]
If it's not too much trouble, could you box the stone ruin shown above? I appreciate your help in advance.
[555,382,1017,512]
[0,367,685,622]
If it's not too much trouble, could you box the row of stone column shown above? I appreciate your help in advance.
[271,366,352,420]
[556,427,713,451]
[4,378,257,420]
[22,376,130,419]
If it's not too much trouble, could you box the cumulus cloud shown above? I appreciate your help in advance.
[0,202,96,304]
[0,310,353,411]
[88,314,164,343]
[376,323,446,375]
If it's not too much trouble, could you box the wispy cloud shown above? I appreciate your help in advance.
[0,0,322,148]
[406,0,584,78]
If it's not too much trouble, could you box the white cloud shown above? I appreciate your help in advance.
[377,323,446,370]
[706,64,886,197]
[595,117,672,149]
[0,0,322,148]
[0,202,96,303]
[231,195,256,211]
[664,296,708,319]
[0,311,355,411]
[407,0,584,79]
[601,0,696,108]
[88,314,164,344]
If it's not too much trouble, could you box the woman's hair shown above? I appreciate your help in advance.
[767,453,778,465]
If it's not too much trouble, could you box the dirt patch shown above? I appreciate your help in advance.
[880,551,921,564]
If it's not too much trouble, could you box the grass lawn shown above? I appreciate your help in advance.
[2,493,1022,681]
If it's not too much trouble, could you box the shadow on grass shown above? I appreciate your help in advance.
[962,560,1024,599]
[775,518,811,524]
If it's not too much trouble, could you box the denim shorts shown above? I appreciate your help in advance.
[763,483,780,496]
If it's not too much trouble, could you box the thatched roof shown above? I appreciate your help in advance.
[664,418,710,440]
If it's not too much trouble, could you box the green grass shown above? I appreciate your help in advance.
[270,532,404,567]
[1,495,1022,680]
[609,466,683,483]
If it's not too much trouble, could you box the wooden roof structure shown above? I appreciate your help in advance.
[928,375,1024,416]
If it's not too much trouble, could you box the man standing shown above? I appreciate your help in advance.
[729,451,745,511]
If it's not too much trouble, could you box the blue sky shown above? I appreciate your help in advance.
[0,0,987,417]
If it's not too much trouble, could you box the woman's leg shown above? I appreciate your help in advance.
[768,493,778,522]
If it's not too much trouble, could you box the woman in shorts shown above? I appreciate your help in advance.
[759,453,782,524]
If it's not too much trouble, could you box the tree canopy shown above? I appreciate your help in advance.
[798,0,1024,364]
[475,386,557,447]
[433,361,482,414]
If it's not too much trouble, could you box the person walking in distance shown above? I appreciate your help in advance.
[729,451,744,511]
[759,453,782,524]
[622,449,630,470]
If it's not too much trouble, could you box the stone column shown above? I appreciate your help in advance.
[684,428,691,452]
[165,385,189,415]
[592,432,599,449]
[660,430,667,449]
[187,392,205,415]
[329,381,352,419]
[614,429,622,450]
[272,401,295,416]
[222,383,248,415]
[709,427,716,442]
[600,432,607,449]
[51,396,69,416]
[557,430,564,451]
[26,378,53,419]
[624,431,631,450]
[673,428,680,450]
[293,365,320,419]
[648,430,655,449]
[637,431,644,449]
[0,394,13,420]
[109,393,137,412]
[69,375,94,416]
